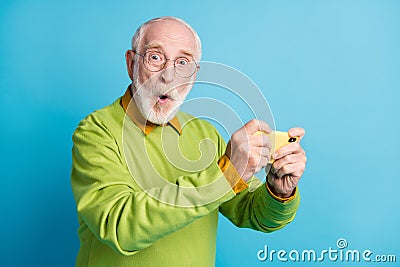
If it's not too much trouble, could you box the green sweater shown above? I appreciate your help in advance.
[71,97,300,267]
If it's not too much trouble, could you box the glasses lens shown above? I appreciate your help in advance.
[141,52,197,77]
[175,57,197,78]
[144,52,165,72]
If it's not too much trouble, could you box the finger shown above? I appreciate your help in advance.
[244,119,272,135]
[251,149,271,165]
[250,134,272,150]
[275,161,305,178]
[255,157,270,173]
[257,146,272,158]
[273,142,304,160]
[271,153,305,173]
[288,127,305,141]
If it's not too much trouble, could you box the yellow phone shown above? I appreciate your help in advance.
[255,131,299,162]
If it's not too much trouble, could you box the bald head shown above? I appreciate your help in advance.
[131,17,202,61]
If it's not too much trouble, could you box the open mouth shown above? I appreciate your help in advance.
[158,94,171,104]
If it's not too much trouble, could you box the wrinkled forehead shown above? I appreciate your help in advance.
[140,20,197,57]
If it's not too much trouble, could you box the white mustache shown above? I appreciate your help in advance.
[135,77,191,101]
[149,88,179,100]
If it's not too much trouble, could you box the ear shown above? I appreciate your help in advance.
[125,50,136,81]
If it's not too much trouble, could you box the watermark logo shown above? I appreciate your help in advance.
[257,238,397,263]
[336,238,348,249]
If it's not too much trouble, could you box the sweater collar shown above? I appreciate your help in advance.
[120,86,182,136]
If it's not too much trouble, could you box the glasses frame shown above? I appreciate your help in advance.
[133,50,198,78]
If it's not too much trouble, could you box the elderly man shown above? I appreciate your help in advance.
[71,16,306,267]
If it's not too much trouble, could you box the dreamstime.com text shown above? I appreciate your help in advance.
[257,238,396,263]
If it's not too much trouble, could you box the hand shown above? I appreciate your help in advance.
[225,119,272,182]
[267,127,307,198]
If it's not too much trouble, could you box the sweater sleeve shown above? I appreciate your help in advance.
[70,116,237,256]
[219,179,300,232]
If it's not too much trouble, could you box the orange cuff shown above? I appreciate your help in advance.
[218,155,248,194]
[265,182,297,203]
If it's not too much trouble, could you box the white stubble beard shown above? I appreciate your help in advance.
[132,64,193,125]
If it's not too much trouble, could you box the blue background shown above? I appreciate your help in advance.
[1,1,399,266]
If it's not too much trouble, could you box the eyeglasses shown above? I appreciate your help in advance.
[134,50,198,78]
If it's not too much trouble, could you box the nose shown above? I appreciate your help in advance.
[160,60,175,84]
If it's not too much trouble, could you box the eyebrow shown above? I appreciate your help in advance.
[180,48,195,58]
[144,42,163,50]
[144,42,195,58]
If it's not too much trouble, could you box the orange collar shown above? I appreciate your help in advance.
[120,86,182,136]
